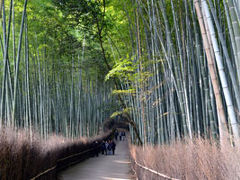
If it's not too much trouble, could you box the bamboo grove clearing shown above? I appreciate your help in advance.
[0,0,240,179]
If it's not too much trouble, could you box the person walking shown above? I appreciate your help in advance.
[122,131,126,141]
[119,131,122,141]
[94,141,99,157]
[110,140,116,155]
[107,140,112,155]
[105,140,109,155]
[114,130,119,141]
[101,140,106,155]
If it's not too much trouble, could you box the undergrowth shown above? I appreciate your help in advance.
[130,139,240,180]
[0,128,113,180]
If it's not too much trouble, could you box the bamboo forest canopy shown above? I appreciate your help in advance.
[0,0,240,145]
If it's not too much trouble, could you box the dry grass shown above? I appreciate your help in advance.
[0,128,113,180]
[130,139,240,180]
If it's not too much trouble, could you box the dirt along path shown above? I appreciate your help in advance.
[59,140,132,180]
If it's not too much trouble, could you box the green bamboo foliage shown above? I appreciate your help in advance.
[114,0,240,145]
[1,0,240,146]
[0,1,118,139]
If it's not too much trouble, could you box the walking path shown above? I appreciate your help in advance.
[59,140,132,180]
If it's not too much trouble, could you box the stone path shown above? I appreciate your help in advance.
[59,140,132,180]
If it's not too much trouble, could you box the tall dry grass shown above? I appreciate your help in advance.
[0,128,113,180]
[130,139,240,180]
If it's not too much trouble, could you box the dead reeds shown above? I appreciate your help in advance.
[0,128,113,180]
[130,138,240,180]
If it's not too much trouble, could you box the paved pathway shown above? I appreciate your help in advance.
[59,140,132,180]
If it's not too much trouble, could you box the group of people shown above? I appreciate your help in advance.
[93,130,126,157]
[114,130,126,141]
[94,139,116,157]
[101,139,116,155]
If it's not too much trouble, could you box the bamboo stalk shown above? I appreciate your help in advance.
[194,0,229,145]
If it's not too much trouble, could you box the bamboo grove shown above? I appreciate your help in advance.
[108,0,240,146]
[0,0,240,147]
[0,0,119,139]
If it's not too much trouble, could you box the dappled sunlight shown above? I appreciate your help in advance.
[101,177,131,180]
[113,160,131,164]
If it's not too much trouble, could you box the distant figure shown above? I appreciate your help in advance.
[109,140,116,155]
[119,132,122,141]
[101,140,106,155]
[122,131,126,141]
[105,140,109,155]
[107,140,112,155]
[114,130,119,141]
[94,141,99,157]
